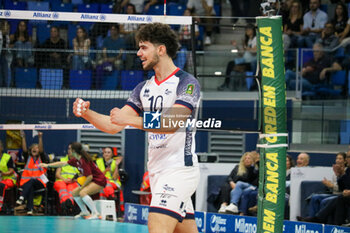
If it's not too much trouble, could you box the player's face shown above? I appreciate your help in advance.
[137,41,160,70]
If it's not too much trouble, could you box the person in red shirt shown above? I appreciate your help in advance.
[40,142,106,220]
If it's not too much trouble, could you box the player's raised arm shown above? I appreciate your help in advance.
[73,98,126,134]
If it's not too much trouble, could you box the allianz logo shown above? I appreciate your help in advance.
[127,15,152,22]
[235,218,257,233]
[33,12,52,18]
[127,206,137,221]
[210,215,227,232]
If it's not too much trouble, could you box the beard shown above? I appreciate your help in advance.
[143,54,160,70]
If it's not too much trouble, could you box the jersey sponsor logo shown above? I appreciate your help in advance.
[164,89,172,95]
[143,111,161,129]
[186,84,194,95]
[143,88,150,97]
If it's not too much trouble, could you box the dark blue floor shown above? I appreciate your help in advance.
[0,216,148,233]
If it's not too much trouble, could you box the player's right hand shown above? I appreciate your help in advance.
[73,98,90,117]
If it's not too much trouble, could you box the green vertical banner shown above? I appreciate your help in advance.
[256,16,288,233]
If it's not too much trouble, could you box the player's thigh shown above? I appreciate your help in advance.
[80,182,104,196]
[148,212,178,233]
[174,219,198,233]
[150,167,199,218]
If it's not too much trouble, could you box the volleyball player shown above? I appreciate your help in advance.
[73,23,201,233]
[40,142,107,220]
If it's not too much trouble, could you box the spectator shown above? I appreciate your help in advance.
[283,0,304,49]
[0,140,17,213]
[53,143,80,215]
[316,21,339,51]
[298,153,350,225]
[120,4,139,50]
[120,4,140,70]
[10,20,34,67]
[96,147,124,212]
[139,171,151,205]
[296,152,310,167]
[187,0,216,45]
[298,0,328,48]
[15,131,49,216]
[120,0,158,14]
[178,9,200,50]
[0,20,12,87]
[225,152,258,214]
[40,142,107,220]
[217,152,258,213]
[69,27,91,70]
[218,24,257,91]
[95,24,125,89]
[331,3,349,42]
[285,43,333,91]
[39,26,67,69]
[229,0,249,24]
[306,152,346,218]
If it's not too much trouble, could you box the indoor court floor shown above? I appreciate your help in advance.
[0,216,148,233]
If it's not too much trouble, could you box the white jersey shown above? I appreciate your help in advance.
[126,68,200,174]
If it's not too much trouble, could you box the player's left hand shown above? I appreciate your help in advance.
[110,107,129,126]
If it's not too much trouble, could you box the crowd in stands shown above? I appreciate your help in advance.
[0,131,125,217]
[0,0,217,89]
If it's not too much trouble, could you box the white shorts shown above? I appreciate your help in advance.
[149,166,200,222]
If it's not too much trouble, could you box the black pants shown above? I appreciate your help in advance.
[218,183,232,205]
[334,196,350,225]
[21,179,45,210]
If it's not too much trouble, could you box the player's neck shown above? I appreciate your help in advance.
[154,59,177,82]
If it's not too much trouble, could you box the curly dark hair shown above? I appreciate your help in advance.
[136,23,179,58]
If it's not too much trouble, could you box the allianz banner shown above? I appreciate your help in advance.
[256,16,288,233]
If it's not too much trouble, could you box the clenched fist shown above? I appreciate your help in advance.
[73,98,90,117]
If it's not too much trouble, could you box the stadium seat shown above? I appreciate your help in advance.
[340,120,350,144]
[69,70,92,90]
[51,2,74,12]
[15,68,37,88]
[71,0,83,5]
[100,3,114,13]
[36,24,51,45]
[121,70,144,90]
[316,70,347,97]
[4,1,27,10]
[39,69,63,90]
[168,3,185,16]
[299,48,313,67]
[101,70,119,90]
[174,48,187,70]
[77,3,99,13]
[245,72,254,91]
[147,4,164,15]
[27,1,50,24]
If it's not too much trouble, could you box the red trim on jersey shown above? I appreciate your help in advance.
[154,67,180,86]
[125,104,140,115]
